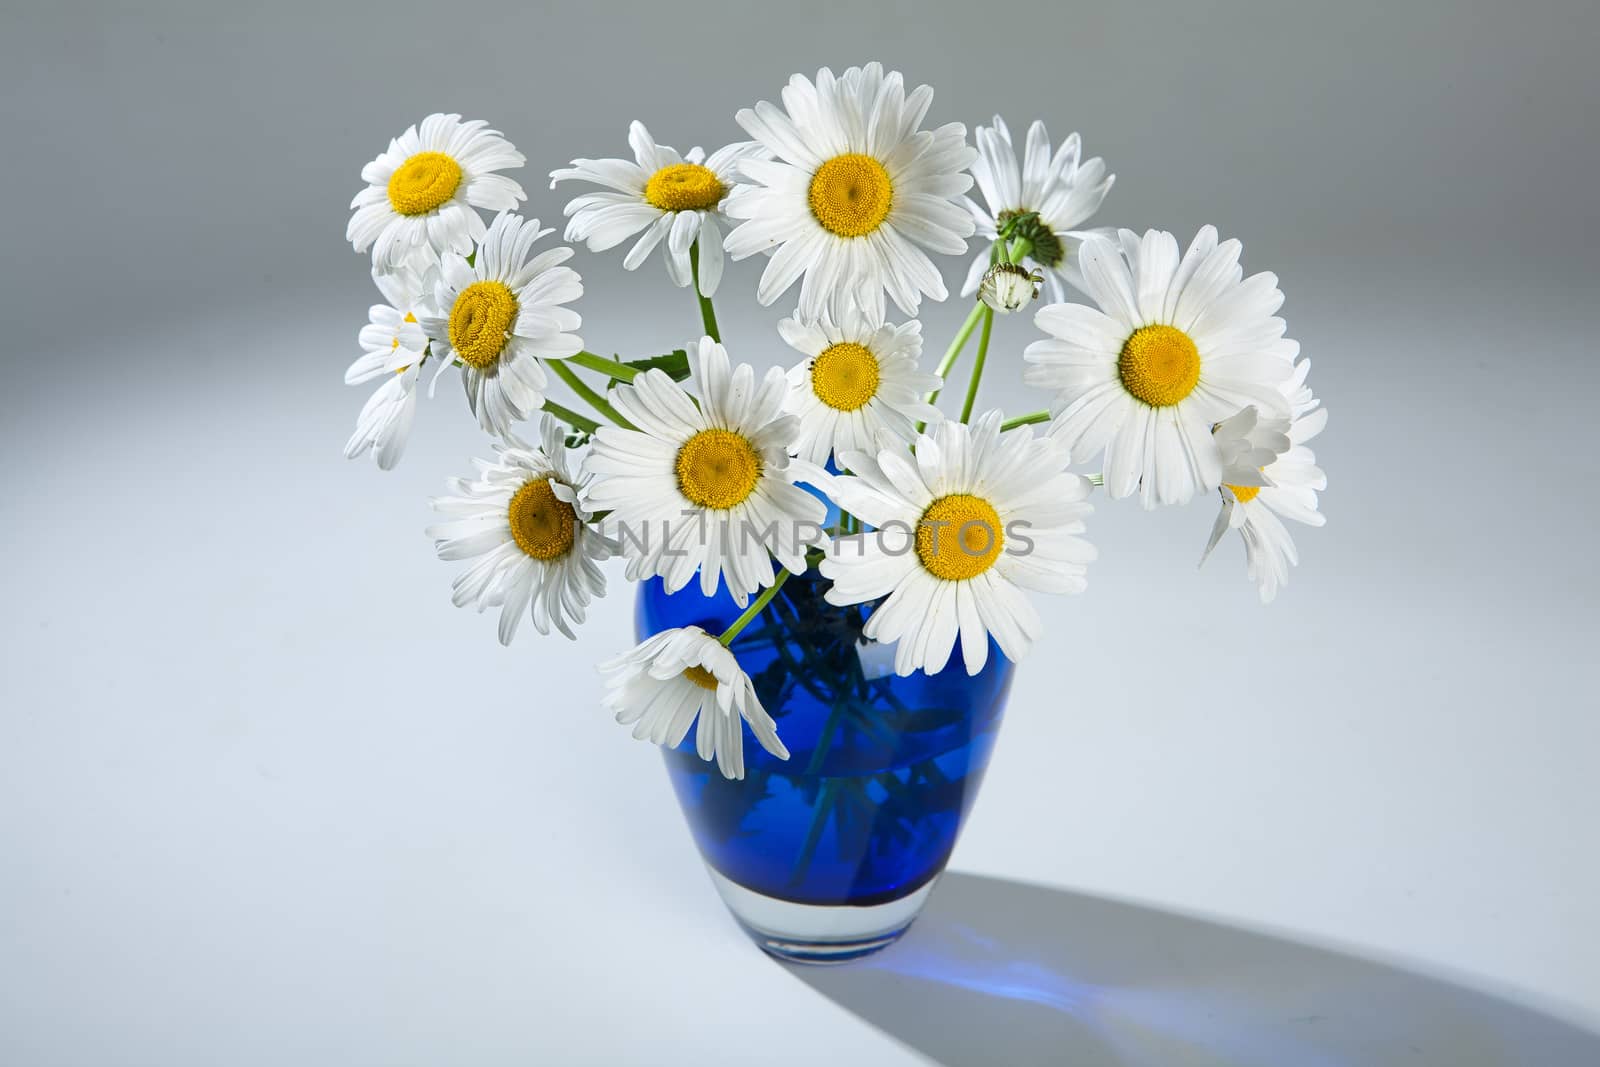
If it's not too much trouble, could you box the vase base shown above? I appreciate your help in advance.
[706,868,934,965]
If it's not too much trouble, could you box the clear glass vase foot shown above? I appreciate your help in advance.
[708,868,934,964]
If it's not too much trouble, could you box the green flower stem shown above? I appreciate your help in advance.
[789,779,838,885]
[763,592,844,707]
[1088,473,1105,487]
[958,306,996,424]
[790,692,862,882]
[920,300,987,431]
[689,242,721,343]
[932,302,986,385]
[540,399,600,435]
[717,567,792,646]
[804,701,851,777]
[1000,409,1050,432]
[549,358,636,431]
[951,235,1035,427]
[568,350,639,382]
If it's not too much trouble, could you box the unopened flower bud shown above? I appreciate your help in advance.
[978,262,1043,313]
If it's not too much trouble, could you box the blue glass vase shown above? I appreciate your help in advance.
[635,570,1015,963]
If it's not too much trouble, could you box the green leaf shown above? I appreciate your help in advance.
[621,349,691,382]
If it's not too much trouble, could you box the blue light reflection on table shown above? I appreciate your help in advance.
[786,873,1600,1066]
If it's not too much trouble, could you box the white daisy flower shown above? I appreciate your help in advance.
[1282,350,1320,419]
[345,366,420,472]
[1024,227,1297,509]
[961,116,1115,305]
[344,268,430,470]
[347,113,526,272]
[1201,385,1329,602]
[779,304,942,467]
[722,62,978,323]
[820,411,1096,677]
[583,336,827,608]
[600,625,788,780]
[426,416,612,644]
[1212,404,1292,492]
[550,122,767,297]
[418,211,583,438]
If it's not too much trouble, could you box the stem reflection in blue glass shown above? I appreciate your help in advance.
[637,570,1014,907]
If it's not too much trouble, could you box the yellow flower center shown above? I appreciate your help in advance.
[507,478,577,561]
[644,163,727,212]
[676,429,763,510]
[808,153,893,238]
[1228,483,1262,503]
[916,494,1005,581]
[681,665,720,690]
[449,281,518,370]
[386,151,463,216]
[810,342,881,411]
[1118,325,1201,408]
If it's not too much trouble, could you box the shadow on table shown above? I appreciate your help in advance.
[784,873,1600,1066]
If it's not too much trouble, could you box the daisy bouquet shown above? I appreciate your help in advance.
[340,65,1326,832]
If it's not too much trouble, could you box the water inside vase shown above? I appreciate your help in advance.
[637,572,1013,907]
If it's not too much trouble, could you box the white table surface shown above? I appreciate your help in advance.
[3,271,1597,1064]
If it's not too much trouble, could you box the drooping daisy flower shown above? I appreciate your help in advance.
[722,62,978,323]
[600,626,788,780]
[1024,227,1297,509]
[347,113,526,272]
[960,117,1115,305]
[779,304,941,467]
[417,212,583,438]
[821,410,1096,677]
[1211,404,1291,494]
[347,267,431,383]
[550,122,767,297]
[583,336,827,607]
[345,366,420,471]
[1201,387,1328,602]
[426,416,612,644]
[344,268,430,470]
